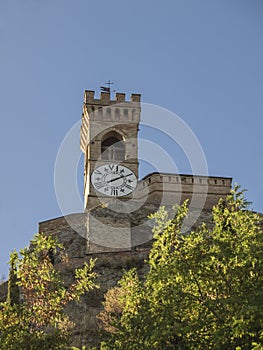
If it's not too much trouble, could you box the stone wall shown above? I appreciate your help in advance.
[39,213,87,259]
[134,172,232,209]
[59,249,150,347]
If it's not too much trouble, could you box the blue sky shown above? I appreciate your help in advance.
[0,0,263,277]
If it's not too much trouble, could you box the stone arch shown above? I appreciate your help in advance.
[132,109,136,121]
[106,107,111,118]
[101,131,125,161]
[98,107,103,118]
[123,109,129,119]
[115,108,120,120]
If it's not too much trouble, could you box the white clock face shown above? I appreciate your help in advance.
[91,164,137,197]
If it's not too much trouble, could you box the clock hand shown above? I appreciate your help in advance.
[124,173,133,178]
[107,173,133,183]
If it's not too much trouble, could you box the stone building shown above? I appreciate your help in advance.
[38,89,232,347]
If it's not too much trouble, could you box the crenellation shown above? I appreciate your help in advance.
[84,90,141,106]
[140,173,232,186]
[115,92,126,102]
[84,90,95,103]
[100,91,110,102]
[131,93,141,102]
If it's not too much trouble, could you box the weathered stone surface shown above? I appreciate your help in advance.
[54,248,150,348]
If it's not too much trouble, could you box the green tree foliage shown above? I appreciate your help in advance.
[6,250,20,306]
[0,233,98,350]
[99,187,263,350]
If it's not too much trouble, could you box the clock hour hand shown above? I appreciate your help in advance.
[107,173,133,183]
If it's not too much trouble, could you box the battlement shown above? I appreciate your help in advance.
[84,90,141,105]
[140,172,232,187]
[80,88,141,159]
[134,172,232,209]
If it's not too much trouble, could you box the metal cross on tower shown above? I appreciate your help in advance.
[100,80,115,93]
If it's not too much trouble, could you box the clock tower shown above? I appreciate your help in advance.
[80,90,141,210]
[41,86,232,255]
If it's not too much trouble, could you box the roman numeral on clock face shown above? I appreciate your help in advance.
[111,188,118,196]
[125,184,134,190]
[94,182,104,189]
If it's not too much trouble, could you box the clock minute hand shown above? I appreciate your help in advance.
[123,173,133,178]
[107,173,133,183]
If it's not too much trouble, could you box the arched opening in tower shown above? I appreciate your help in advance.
[101,132,125,161]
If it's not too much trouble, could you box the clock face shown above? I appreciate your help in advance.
[91,164,137,197]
